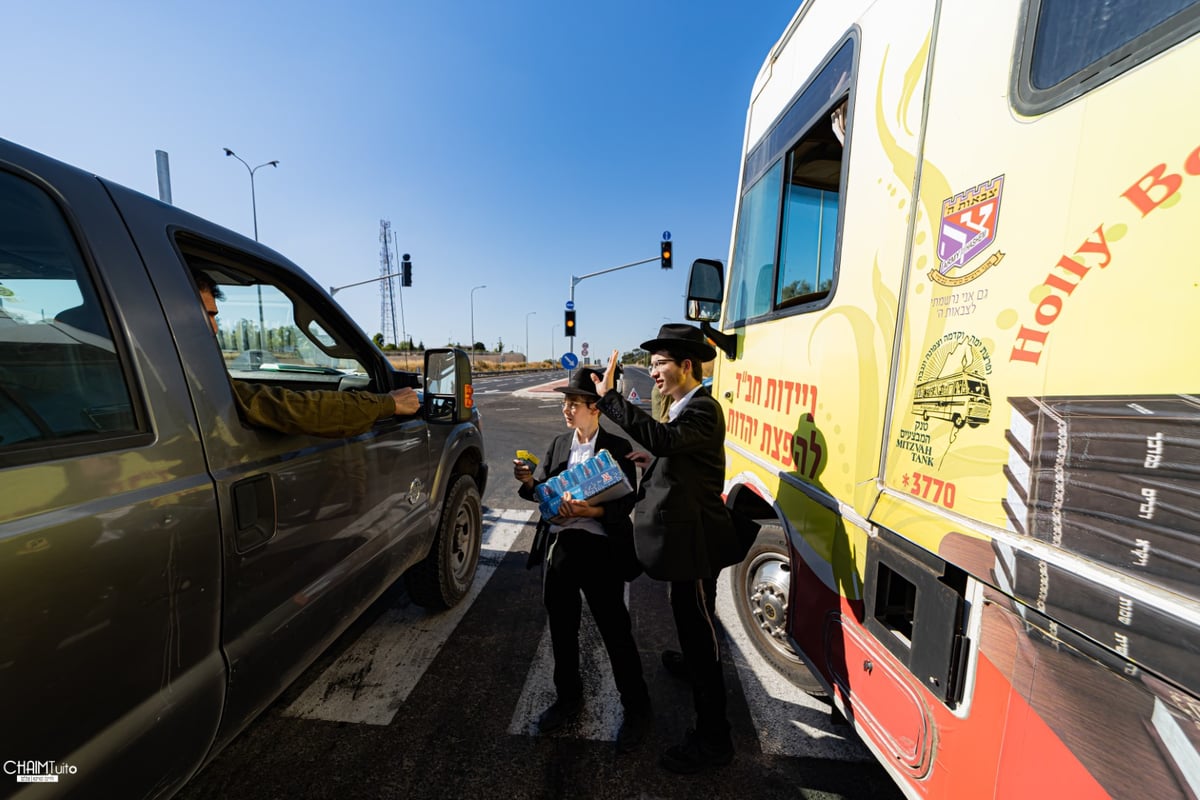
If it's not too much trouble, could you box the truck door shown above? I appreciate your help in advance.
[0,142,224,796]
[105,195,434,742]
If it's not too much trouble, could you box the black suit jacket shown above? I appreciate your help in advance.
[518,426,640,578]
[598,385,739,580]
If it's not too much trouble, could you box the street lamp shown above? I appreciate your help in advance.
[223,148,278,350]
[524,311,537,364]
[222,148,278,241]
[469,284,487,366]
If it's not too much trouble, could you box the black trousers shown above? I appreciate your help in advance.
[669,575,731,746]
[543,529,649,711]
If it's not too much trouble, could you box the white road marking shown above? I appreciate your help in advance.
[283,508,533,725]
[715,571,873,761]
[283,509,873,763]
[507,585,628,742]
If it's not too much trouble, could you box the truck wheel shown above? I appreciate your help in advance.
[407,475,482,609]
[731,523,826,695]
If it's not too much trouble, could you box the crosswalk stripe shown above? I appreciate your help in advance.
[715,571,873,761]
[282,508,533,725]
[281,510,873,762]
[507,585,628,741]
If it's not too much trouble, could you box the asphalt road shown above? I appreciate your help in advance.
[175,372,903,800]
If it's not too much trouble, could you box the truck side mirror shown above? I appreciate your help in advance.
[686,258,737,359]
[686,258,725,321]
[424,348,474,423]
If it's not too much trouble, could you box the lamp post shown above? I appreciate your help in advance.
[469,284,487,366]
[224,148,278,350]
[524,311,536,365]
[222,148,278,241]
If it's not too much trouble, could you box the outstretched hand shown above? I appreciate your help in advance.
[592,350,620,397]
[390,388,420,415]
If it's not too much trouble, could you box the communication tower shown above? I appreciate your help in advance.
[379,219,398,346]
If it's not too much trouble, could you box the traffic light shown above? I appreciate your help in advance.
[401,254,412,287]
[660,240,672,269]
[565,309,577,338]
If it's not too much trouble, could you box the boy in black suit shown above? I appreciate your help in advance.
[592,324,742,774]
[514,368,651,753]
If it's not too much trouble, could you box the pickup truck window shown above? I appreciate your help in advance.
[0,170,138,453]
[214,282,368,387]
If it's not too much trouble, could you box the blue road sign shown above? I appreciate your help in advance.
[565,300,575,310]
[662,230,671,241]
[561,352,579,369]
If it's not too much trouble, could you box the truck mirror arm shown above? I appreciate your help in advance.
[700,320,737,359]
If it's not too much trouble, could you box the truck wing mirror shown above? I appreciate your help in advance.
[423,348,474,423]
[686,258,737,359]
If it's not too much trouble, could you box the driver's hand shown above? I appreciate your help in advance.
[390,388,420,415]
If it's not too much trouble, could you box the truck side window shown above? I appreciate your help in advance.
[216,282,367,387]
[777,103,842,308]
[726,39,853,326]
[728,163,783,324]
[1014,0,1200,113]
[178,248,369,388]
[0,171,137,455]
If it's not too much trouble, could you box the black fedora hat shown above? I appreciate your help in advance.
[554,367,602,400]
[640,323,716,362]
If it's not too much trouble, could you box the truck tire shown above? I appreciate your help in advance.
[731,522,826,695]
[407,474,482,609]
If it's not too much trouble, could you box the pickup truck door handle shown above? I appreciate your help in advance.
[232,474,276,553]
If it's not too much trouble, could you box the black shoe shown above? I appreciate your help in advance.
[536,698,582,735]
[661,650,688,680]
[659,729,734,774]
[616,704,652,754]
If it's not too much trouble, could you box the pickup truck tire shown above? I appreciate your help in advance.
[731,523,826,696]
[407,474,482,609]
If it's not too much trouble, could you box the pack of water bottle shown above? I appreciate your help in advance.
[533,448,632,520]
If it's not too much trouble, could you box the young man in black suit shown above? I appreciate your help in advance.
[513,368,651,753]
[592,324,744,774]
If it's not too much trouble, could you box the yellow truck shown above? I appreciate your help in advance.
[686,1,1200,796]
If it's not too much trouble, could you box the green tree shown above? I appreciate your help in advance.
[621,348,648,366]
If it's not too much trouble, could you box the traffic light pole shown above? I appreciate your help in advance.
[329,271,405,296]
[566,254,660,374]
[570,255,660,298]
[568,255,660,332]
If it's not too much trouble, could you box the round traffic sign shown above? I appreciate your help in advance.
[565,300,575,310]
[561,352,579,369]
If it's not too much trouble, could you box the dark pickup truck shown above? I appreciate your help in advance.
[0,138,487,798]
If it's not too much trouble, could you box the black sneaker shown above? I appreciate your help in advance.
[616,704,652,754]
[536,697,583,735]
[659,729,734,774]
[660,650,688,680]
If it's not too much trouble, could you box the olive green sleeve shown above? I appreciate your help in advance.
[231,380,396,438]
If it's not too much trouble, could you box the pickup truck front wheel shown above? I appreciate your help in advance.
[407,474,482,609]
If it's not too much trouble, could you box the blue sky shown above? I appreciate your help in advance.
[4,1,799,362]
